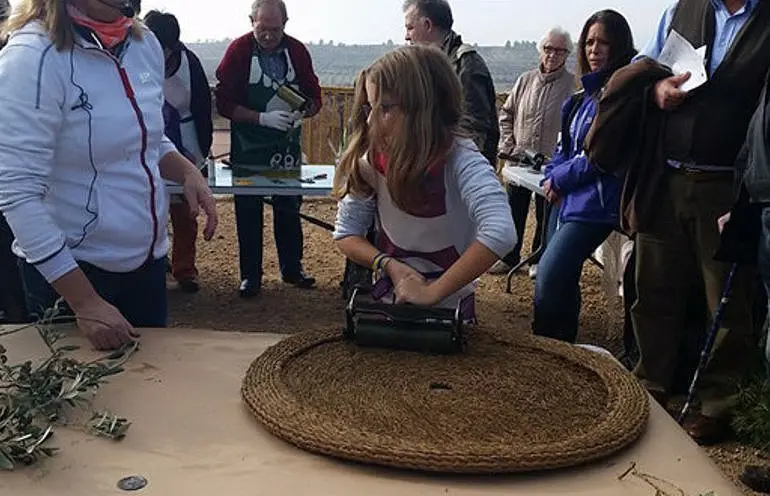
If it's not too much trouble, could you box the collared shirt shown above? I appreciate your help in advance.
[256,40,288,82]
[636,0,756,75]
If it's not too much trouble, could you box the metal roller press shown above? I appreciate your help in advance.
[343,288,466,354]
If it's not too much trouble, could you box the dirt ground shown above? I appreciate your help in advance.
[165,194,766,495]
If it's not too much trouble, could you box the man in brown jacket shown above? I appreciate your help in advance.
[489,27,575,277]
[608,0,770,445]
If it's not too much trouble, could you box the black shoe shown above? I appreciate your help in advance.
[684,414,732,446]
[283,270,316,289]
[239,278,261,298]
[178,278,200,293]
[740,465,770,493]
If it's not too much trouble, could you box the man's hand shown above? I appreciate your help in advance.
[181,168,218,240]
[73,297,139,351]
[258,110,294,131]
[718,212,731,233]
[654,72,691,111]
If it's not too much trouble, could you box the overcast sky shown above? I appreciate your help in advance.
[9,0,673,46]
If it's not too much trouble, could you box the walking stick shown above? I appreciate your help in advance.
[677,263,739,424]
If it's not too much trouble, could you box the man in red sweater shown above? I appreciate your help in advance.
[215,0,322,297]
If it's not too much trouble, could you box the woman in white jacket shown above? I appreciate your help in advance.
[0,0,218,350]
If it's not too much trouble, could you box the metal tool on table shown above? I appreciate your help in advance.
[344,288,466,355]
[219,158,335,231]
[499,149,555,292]
[499,149,548,172]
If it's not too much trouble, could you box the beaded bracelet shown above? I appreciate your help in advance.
[371,253,386,272]
[371,253,392,275]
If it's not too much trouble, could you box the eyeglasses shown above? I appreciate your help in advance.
[256,26,284,37]
[543,46,569,56]
[361,102,398,118]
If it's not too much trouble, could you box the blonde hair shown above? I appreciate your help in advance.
[3,0,142,51]
[333,44,464,213]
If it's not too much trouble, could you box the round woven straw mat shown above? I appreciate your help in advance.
[241,327,650,474]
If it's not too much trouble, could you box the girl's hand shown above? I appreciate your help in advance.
[384,258,424,289]
[394,274,441,306]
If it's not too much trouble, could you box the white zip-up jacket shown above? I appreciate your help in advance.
[0,21,175,283]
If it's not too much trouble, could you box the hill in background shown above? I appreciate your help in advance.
[187,40,578,93]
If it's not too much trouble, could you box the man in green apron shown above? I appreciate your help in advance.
[215,0,322,297]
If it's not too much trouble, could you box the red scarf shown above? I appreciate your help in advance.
[67,3,133,49]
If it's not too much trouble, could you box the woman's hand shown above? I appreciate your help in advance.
[73,296,139,351]
[543,179,560,203]
[181,168,218,240]
[394,274,442,306]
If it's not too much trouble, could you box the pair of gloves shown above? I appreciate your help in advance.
[258,110,304,132]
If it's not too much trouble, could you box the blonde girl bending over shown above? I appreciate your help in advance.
[332,44,516,320]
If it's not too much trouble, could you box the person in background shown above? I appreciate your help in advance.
[719,69,770,494]
[0,0,217,350]
[332,45,515,319]
[533,10,636,344]
[402,0,499,166]
[215,0,322,298]
[144,10,213,294]
[0,0,28,324]
[490,26,575,278]
[629,0,770,445]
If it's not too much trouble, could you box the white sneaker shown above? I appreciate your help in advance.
[528,264,538,279]
[488,260,512,274]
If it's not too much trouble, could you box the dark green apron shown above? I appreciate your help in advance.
[230,43,303,178]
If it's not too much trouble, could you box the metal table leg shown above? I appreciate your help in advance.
[506,202,552,293]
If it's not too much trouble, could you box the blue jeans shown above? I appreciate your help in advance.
[234,195,304,281]
[533,218,614,343]
[20,257,167,327]
[758,207,770,382]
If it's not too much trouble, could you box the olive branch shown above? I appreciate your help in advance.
[0,301,137,470]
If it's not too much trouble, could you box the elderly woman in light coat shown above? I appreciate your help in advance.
[490,27,575,278]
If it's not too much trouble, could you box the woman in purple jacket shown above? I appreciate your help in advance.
[534,10,635,343]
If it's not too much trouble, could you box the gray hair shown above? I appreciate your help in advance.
[251,0,288,23]
[538,26,573,54]
[401,0,453,32]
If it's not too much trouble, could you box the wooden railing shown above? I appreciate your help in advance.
[212,86,510,165]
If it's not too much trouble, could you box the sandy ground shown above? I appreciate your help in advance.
[163,194,767,495]
[160,131,769,494]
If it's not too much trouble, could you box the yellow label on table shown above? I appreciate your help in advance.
[234,178,255,186]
